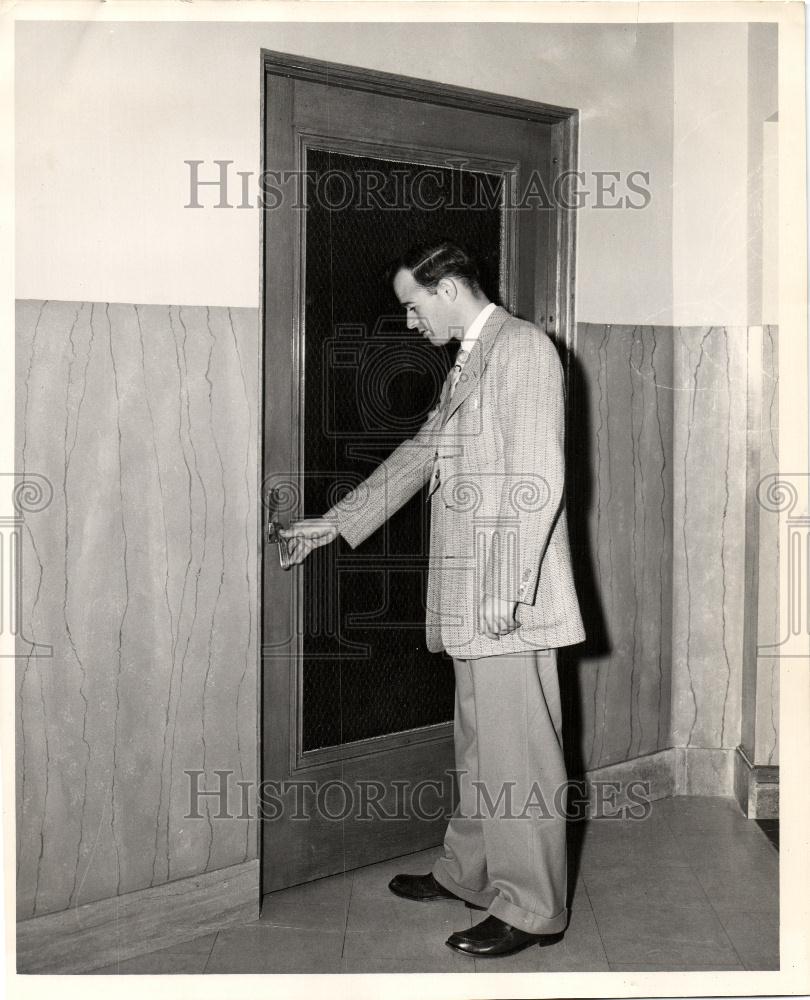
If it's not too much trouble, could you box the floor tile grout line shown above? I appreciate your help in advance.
[202,931,219,974]
[577,870,612,969]
[340,870,355,960]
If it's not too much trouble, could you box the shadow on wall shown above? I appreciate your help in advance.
[560,324,675,782]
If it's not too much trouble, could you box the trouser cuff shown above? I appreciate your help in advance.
[431,863,497,910]
[487,895,568,935]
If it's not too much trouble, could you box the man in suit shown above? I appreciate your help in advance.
[280,239,585,958]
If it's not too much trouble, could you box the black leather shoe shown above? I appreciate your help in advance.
[388,872,485,910]
[446,915,564,958]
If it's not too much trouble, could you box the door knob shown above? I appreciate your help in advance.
[265,487,292,569]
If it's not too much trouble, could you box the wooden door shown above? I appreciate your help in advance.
[261,51,576,891]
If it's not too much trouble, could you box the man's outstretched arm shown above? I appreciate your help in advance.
[279,400,447,565]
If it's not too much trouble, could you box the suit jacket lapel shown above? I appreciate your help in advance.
[441,305,511,426]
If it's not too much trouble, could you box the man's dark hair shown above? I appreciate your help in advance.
[387,239,482,293]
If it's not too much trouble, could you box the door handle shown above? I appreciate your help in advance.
[265,487,292,569]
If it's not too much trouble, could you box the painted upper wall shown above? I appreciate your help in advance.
[16,20,674,323]
[672,23,778,328]
[14,20,779,325]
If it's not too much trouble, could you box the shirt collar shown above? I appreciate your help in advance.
[459,302,497,355]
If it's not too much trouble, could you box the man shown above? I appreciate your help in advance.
[280,239,585,958]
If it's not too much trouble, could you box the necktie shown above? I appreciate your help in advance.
[428,348,470,498]
[448,348,470,399]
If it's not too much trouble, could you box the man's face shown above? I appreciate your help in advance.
[393,268,457,347]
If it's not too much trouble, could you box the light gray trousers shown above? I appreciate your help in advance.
[431,647,569,934]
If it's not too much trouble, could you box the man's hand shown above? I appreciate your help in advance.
[478,595,520,640]
[278,518,339,566]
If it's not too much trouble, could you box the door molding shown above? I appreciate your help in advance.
[261,49,576,124]
[261,48,579,360]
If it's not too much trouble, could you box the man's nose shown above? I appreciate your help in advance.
[406,314,420,330]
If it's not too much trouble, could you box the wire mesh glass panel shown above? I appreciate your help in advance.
[301,146,503,752]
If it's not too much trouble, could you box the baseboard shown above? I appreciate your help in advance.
[672,746,736,796]
[583,748,676,801]
[733,744,779,818]
[16,859,259,975]
[584,746,743,802]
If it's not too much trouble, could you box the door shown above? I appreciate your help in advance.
[261,51,576,891]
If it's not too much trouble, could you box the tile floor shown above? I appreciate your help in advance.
[90,795,778,975]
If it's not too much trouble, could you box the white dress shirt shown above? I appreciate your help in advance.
[446,302,497,398]
[459,301,497,357]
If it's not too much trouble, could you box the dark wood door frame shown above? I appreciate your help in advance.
[258,48,579,894]
[260,47,579,359]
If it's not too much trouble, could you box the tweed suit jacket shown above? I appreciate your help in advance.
[325,305,585,657]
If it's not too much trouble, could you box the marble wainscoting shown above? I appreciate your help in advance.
[15,301,772,945]
[570,324,674,775]
[737,325,779,818]
[572,323,768,800]
[15,301,259,922]
[670,325,749,793]
[749,324,779,767]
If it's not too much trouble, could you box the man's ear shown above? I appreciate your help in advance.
[436,276,459,301]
